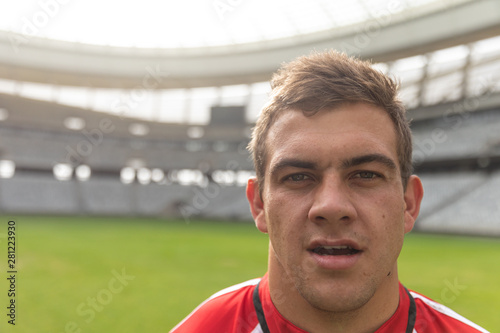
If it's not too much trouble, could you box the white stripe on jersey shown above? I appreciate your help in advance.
[170,278,262,332]
[251,324,264,333]
[410,292,490,333]
[209,278,261,300]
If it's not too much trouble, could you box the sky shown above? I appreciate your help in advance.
[0,0,311,47]
[0,0,443,48]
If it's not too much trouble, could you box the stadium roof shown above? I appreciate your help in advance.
[1,0,499,89]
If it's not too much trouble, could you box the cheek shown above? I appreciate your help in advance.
[359,191,406,245]
[379,206,406,258]
[371,190,406,223]
[265,195,308,253]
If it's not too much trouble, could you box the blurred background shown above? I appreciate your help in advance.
[0,0,500,332]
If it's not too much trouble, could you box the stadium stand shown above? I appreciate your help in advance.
[417,172,488,221]
[0,173,80,215]
[417,171,500,236]
[411,107,500,163]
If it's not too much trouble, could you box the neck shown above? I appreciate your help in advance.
[267,253,401,333]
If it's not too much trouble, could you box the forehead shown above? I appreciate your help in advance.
[265,103,399,170]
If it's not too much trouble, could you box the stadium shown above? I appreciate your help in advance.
[0,0,499,332]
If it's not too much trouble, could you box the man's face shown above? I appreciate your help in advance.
[248,103,422,313]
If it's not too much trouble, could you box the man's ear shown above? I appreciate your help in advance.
[246,177,268,233]
[403,175,424,234]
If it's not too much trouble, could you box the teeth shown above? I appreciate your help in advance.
[321,245,351,250]
[311,245,361,256]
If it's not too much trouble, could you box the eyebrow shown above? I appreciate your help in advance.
[269,158,318,176]
[269,153,397,176]
[341,153,397,170]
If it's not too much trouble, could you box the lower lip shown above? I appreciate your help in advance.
[308,251,362,270]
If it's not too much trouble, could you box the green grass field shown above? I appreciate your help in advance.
[0,216,498,332]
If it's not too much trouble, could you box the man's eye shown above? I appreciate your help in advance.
[287,174,310,182]
[356,171,378,179]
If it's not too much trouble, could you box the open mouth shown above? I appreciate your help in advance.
[310,245,361,256]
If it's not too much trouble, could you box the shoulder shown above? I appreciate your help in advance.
[410,290,490,333]
[170,278,261,333]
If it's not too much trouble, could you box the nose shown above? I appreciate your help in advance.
[307,175,357,224]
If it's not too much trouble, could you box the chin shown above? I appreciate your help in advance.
[298,278,377,314]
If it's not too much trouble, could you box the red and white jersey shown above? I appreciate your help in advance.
[170,274,489,333]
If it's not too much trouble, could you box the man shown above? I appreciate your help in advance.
[170,51,489,333]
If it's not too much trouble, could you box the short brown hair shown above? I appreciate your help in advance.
[248,50,413,191]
